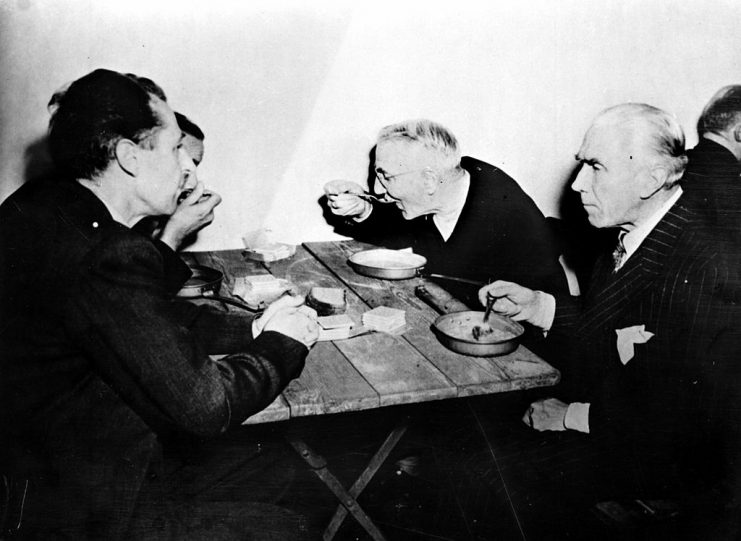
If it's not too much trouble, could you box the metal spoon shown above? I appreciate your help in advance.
[483,294,495,324]
[356,192,394,204]
[472,295,496,341]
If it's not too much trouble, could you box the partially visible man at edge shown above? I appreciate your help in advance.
[681,84,741,239]
[0,69,318,539]
[479,103,741,534]
[323,119,568,307]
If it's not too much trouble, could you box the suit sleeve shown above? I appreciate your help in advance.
[328,201,415,249]
[63,233,308,438]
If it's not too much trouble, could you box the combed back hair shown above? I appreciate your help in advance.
[176,112,205,141]
[377,119,462,173]
[48,68,167,180]
[124,73,167,102]
[596,103,688,188]
[697,85,741,135]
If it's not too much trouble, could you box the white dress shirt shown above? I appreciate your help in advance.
[432,171,470,241]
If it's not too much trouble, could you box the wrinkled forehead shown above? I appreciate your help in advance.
[581,117,648,161]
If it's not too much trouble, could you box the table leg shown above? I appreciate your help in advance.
[285,415,410,541]
[324,417,409,540]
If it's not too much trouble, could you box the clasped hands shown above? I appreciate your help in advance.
[253,294,319,348]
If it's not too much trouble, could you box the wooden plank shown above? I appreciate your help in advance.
[268,245,456,408]
[197,246,381,417]
[281,342,380,417]
[304,241,559,396]
[242,394,291,425]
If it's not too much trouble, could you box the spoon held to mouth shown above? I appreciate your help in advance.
[356,192,393,204]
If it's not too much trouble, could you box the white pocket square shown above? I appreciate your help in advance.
[615,325,654,365]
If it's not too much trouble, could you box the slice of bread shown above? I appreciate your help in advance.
[307,287,347,316]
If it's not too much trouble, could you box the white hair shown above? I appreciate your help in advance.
[595,103,688,187]
[377,119,462,173]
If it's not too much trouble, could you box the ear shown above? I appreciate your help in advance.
[114,139,139,177]
[638,165,669,199]
[732,123,741,143]
[421,168,439,195]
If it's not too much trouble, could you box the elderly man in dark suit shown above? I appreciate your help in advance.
[682,85,741,239]
[479,103,741,533]
[323,119,567,306]
[0,69,319,539]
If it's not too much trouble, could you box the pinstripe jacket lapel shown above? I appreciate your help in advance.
[576,202,691,337]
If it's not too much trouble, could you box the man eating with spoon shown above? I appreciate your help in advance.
[324,119,567,306]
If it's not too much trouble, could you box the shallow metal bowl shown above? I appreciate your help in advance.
[348,249,427,280]
[433,310,524,357]
[177,265,223,297]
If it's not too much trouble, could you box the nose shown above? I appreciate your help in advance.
[179,150,198,189]
[182,168,198,190]
[571,166,588,193]
[374,179,388,196]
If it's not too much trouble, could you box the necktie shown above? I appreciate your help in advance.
[612,232,627,272]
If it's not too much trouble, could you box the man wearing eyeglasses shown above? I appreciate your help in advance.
[324,119,567,305]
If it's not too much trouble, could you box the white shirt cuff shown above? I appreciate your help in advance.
[564,402,590,433]
[532,291,556,331]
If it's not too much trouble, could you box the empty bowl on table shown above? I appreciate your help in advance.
[348,249,427,280]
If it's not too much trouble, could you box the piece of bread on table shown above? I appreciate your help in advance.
[307,287,347,316]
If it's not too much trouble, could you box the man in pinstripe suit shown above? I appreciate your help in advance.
[479,104,740,523]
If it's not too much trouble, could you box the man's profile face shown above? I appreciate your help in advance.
[571,121,647,229]
[180,133,204,191]
[134,98,187,216]
[374,140,430,220]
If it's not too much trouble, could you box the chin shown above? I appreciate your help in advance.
[399,207,419,220]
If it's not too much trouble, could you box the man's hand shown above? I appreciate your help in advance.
[159,182,221,250]
[323,180,372,218]
[254,294,319,348]
[477,280,550,326]
[523,398,569,431]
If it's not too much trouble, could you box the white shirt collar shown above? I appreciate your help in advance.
[619,187,683,266]
[432,171,470,241]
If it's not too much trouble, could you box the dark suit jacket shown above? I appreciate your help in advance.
[333,156,567,305]
[0,179,308,538]
[549,198,741,498]
[682,138,741,239]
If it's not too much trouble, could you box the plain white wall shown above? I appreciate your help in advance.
[1,0,740,249]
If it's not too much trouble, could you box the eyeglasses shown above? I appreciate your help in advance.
[374,168,424,184]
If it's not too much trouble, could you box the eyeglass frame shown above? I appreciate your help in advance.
[374,168,427,184]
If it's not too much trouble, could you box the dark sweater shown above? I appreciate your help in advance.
[333,156,567,305]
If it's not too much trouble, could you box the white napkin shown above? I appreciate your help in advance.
[615,325,654,365]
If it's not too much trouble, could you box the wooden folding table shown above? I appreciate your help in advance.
[184,241,559,541]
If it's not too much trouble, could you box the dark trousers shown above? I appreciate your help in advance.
[17,425,315,541]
